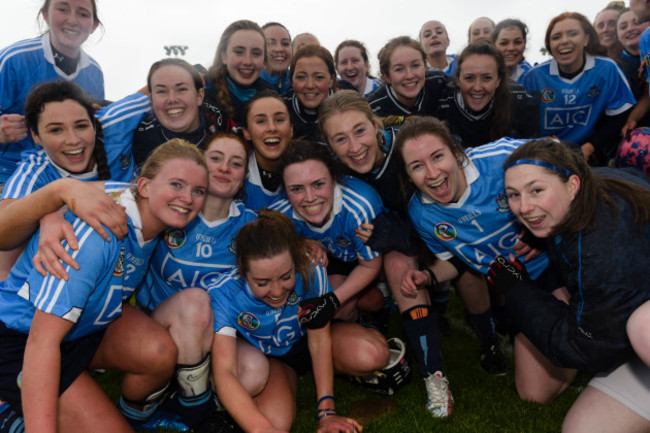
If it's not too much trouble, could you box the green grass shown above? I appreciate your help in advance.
[97,292,587,432]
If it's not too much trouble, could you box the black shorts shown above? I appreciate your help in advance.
[326,255,357,277]
[269,336,312,375]
[0,321,105,415]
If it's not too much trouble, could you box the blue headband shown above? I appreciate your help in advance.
[505,159,574,178]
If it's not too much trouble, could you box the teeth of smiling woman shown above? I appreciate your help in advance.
[526,216,543,222]
[168,108,183,116]
[169,205,189,214]
[264,138,280,144]
[429,179,445,188]
[64,148,83,155]
[305,204,322,213]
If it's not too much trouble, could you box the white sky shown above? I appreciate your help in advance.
[2,0,607,101]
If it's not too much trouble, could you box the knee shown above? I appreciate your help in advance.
[140,329,178,376]
[354,331,391,372]
[266,411,294,433]
[515,381,559,404]
[238,354,270,396]
[175,288,213,333]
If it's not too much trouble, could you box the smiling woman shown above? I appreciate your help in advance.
[0,0,104,185]
[524,11,636,166]
[204,20,270,127]
[493,138,650,431]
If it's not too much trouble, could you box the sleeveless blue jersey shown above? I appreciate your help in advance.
[0,34,104,182]
[523,55,635,144]
[0,188,153,340]
[408,138,548,278]
[270,176,384,262]
[136,201,257,310]
[210,264,331,356]
[243,152,286,211]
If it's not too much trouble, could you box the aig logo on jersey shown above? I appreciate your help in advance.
[238,311,260,330]
[544,105,592,130]
[434,222,457,241]
[165,228,187,249]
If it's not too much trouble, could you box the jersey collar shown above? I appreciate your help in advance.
[198,200,241,228]
[549,54,595,82]
[41,32,92,79]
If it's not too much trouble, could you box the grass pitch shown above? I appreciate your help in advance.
[97,292,586,432]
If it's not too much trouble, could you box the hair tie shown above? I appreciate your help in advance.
[505,159,573,178]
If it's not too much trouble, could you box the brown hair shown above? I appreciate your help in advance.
[503,139,650,234]
[334,40,376,79]
[208,20,266,118]
[24,81,110,180]
[278,139,345,184]
[456,41,512,141]
[147,58,204,94]
[318,90,383,144]
[39,0,102,30]
[377,36,427,80]
[545,12,606,56]
[236,209,312,285]
[139,138,206,187]
[290,45,337,85]
[394,116,467,200]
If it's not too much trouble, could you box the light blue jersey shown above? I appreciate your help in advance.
[0,188,155,340]
[270,176,384,262]
[523,55,635,144]
[512,60,532,84]
[0,34,104,182]
[2,149,100,200]
[137,201,257,310]
[408,138,548,278]
[427,54,457,77]
[1,93,150,199]
[210,264,331,356]
[96,92,151,181]
[243,153,286,211]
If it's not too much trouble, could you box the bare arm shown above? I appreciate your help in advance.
[400,259,459,297]
[0,178,126,249]
[308,325,362,433]
[22,310,73,433]
[332,255,382,305]
[212,333,280,433]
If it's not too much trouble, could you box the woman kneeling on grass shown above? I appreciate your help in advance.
[489,139,650,432]
[0,139,207,433]
[209,210,362,433]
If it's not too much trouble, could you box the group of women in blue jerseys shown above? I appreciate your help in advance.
[1,0,650,432]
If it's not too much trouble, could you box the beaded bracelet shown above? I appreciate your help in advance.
[317,409,337,421]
